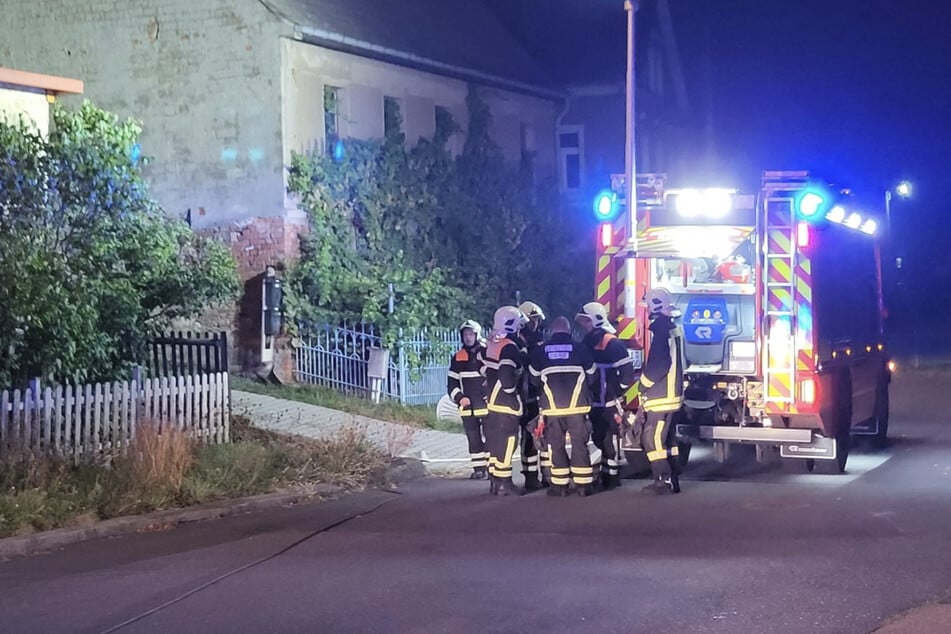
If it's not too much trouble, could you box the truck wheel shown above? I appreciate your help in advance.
[870,382,889,449]
[781,458,814,473]
[813,436,849,474]
[814,371,852,474]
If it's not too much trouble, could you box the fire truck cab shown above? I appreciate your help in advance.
[596,171,890,474]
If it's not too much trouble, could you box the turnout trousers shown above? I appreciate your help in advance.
[461,415,488,472]
[519,401,541,478]
[589,407,623,478]
[641,411,681,479]
[485,411,520,483]
[546,415,594,488]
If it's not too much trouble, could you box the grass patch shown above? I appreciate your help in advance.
[231,376,462,433]
[0,416,389,538]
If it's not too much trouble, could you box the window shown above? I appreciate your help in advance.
[324,85,341,155]
[557,125,584,192]
[384,96,402,141]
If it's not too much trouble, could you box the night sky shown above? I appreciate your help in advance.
[490,0,951,348]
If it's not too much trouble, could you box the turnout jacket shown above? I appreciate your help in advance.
[447,342,488,417]
[639,315,684,413]
[519,327,545,405]
[582,328,637,408]
[484,335,525,417]
[528,332,597,416]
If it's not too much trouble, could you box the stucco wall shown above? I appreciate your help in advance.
[1,0,288,229]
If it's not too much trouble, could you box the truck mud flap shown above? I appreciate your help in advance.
[779,435,837,461]
[676,424,812,444]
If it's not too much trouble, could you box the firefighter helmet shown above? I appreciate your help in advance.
[492,306,523,339]
[458,319,483,340]
[644,288,675,317]
[518,301,546,321]
[575,302,616,334]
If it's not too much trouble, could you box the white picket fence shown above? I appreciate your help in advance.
[0,372,231,462]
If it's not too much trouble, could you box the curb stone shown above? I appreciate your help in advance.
[0,459,428,559]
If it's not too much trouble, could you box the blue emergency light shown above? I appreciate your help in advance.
[593,190,619,220]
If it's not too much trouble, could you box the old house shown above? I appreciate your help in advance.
[2,0,564,367]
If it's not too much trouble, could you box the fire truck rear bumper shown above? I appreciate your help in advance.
[677,425,813,444]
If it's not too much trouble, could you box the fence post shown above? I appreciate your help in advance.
[397,328,407,405]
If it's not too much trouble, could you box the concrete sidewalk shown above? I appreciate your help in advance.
[232,391,472,474]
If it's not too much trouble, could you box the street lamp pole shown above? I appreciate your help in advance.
[622,0,639,319]
[884,189,892,237]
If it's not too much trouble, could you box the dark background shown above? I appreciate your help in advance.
[488,0,951,361]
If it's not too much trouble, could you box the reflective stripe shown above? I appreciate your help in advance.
[654,418,666,455]
[573,475,595,484]
[550,467,571,476]
[640,375,656,389]
[669,446,680,457]
[458,371,482,378]
[523,454,539,464]
[449,387,462,400]
[572,465,594,474]
[448,371,461,379]
[647,449,668,461]
[552,476,571,485]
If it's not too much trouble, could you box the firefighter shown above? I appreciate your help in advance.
[637,288,684,495]
[447,319,489,480]
[528,316,598,497]
[517,300,546,489]
[483,306,526,496]
[575,301,636,490]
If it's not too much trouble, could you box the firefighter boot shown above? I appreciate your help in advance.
[489,475,499,495]
[523,471,543,491]
[641,475,675,496]
[546,484,571,497]
[470,467,488,480]
[670,474,681,494]
[576,484,595,497]
[496,478,521,497]
[602,473,622,490]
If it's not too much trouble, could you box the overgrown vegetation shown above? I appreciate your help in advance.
[286,86,593,344]
[0,417,387,538]
[231,376,461,433]
[0,102,239,388]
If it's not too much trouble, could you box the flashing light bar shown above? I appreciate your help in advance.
[822,205,878,236]
[669,188,736,218]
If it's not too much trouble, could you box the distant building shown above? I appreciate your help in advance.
[555,0,696,205]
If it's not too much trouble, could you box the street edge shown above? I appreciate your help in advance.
[0,458,429,558]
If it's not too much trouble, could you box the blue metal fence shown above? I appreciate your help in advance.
[294,322,458,405]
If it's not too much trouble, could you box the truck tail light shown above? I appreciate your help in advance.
[599,222,612,249]
[797,222,810,248]
[799,378,816,405]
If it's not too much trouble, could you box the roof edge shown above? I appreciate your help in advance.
[0,67,84,94]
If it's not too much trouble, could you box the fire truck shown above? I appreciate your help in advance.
[594,171,891,474]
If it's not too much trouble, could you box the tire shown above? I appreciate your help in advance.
[815,372,852,474]
[781,458,815,473]
[870,382,890,449]
[755,444,780,465]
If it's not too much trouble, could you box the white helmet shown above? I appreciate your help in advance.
[644,288,675,317]
[575,302,616,334]
[492,306,523,339]
[459,319,483,340]
[518,301,545,321]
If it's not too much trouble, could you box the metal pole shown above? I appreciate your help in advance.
[623,0,639,319]
[884,189,892,237]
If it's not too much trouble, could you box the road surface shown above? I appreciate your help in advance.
[1,370,949,633]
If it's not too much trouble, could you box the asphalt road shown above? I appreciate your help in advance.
[1,370,950,634]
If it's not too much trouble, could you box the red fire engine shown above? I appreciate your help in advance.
[594,171,890,474]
